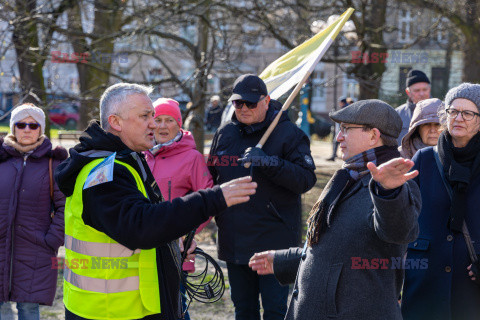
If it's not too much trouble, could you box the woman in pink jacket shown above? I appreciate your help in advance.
[144,98,213,319]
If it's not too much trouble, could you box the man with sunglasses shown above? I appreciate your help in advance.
[249,99,421,320]
[208,74,317,320]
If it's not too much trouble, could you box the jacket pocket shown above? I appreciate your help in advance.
[326,263,343,318]
[408,238,429,251]
[267,201,286,223]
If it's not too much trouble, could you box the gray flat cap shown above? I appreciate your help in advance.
[329,99,402,139]
[444,83,480,112]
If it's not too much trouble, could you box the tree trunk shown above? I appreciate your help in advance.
[190,2,211,153]
[11,0,49,135]
[69,0,125,130]
[348,0,388,99]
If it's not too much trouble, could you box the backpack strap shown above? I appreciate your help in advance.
[433,146,478,263]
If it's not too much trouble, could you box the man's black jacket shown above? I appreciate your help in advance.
[209,100,316,264]
[55,121,227,319]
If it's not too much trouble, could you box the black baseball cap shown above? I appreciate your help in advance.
[228,74,268,103]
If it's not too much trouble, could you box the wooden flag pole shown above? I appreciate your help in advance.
[243,8,354,168]
[243,70,314,169]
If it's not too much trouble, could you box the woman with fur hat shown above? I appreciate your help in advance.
[399,98,443,159]
[402,83,480,320]
[0,103,67,319]
[144,98,213,319]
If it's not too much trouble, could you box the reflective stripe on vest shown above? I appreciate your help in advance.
[63,158,160,320]
[64,234,141,257]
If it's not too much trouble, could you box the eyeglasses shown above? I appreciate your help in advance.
[15,122,40,130]
[339,125,365,135]
[232,97,265,110]
[445,108,480,121]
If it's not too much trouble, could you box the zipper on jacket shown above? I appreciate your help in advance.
[168,180,171,202]
[9,156,28,297]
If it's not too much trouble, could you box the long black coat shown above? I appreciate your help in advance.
[209,101,316,264]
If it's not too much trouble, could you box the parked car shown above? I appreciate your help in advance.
[49,103,79,129]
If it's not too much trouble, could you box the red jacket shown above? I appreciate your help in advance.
[145,130,213,271]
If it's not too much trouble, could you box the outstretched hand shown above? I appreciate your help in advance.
[220,176,257,207]
[248,250,275,275]
[367,157,418,190]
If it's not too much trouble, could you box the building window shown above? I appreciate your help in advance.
[436,18,448,44]
[431,67,448,98]
[117,67,130,79]
[399,66,412,93]
[148,68,162,82]
[311,70,326,100]
[398,9,413,43]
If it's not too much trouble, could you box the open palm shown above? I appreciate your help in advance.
[367,157,418,190]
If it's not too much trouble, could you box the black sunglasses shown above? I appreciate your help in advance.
[232,97,265,110]
[15,122,40,130]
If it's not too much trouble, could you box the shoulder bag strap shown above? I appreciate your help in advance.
[433,146,478,263]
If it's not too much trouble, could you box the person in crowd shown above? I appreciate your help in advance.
[401,83,480,320]
[346,97,355,104]
[54,83,257,320]
[0,103,67,320]
[396,69,431,144]
[400,98,443,159]
[249,99,421,320]
[205,95,224,132]
[144,97,214,319]
[327,97,348,161]
[208,74,317,320]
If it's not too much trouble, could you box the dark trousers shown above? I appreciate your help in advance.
[227,262,289,320]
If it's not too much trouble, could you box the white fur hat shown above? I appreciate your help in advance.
[10,103,46,135]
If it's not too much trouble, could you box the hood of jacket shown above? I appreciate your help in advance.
[54,120,134,197]
[144,129,197,160]
[401,99,441,156]
[231,99,290,135]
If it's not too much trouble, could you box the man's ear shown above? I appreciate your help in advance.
[405,87,410,97]
[108,114,122,132]
[265,95,271,105]
[370,128,382,146]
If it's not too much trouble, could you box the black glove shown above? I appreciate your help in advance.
[470,258,480,286]
[238,147,268,167]
[238,147,282,172]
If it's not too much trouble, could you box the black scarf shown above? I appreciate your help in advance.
[437,131,480,232]
[307,145,400,246]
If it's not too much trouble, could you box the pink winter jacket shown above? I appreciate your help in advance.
[145,129,213,272]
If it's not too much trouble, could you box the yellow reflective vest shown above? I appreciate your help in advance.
[63,158,161,319]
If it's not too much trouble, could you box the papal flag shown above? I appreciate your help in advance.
[222,8,354,124]
[260,8,355,99]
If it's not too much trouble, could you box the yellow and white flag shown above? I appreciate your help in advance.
[260,8,354,99]
[221,8,354,124]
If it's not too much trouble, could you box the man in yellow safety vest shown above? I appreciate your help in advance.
[55,83,257,320]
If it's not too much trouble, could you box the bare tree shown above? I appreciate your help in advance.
[401,0,480,83]
[0,0,70,136]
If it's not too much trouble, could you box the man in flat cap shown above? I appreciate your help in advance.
[396,69,432,144]
[249,99,422,320]
[209,74,316,319]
